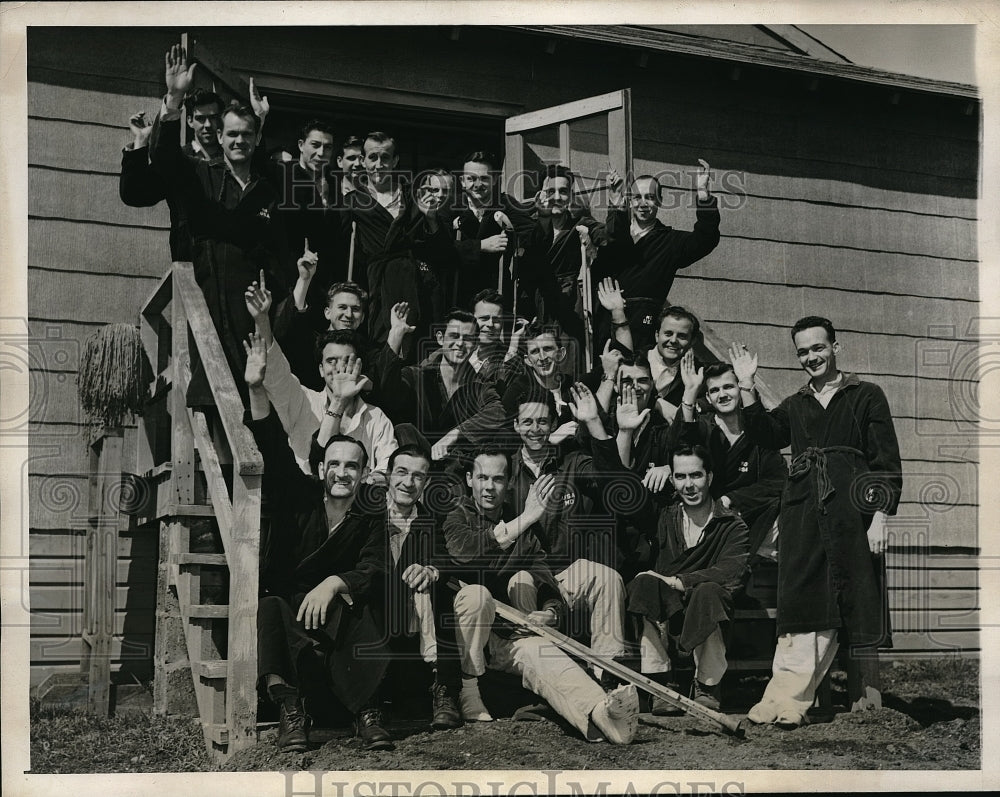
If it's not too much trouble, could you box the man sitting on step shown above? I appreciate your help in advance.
[243,332,394,752]
[624,443,750,715]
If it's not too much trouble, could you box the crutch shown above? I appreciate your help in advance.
[347,219,357,282]
[575,224,596,372]
[452,216,463,307]
[448,580,745,737]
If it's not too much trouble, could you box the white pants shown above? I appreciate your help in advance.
[453,583,496,676]
[748,629,839,723]
[488,632,606,739]
[640,619,728,686]
[507,560,627,663]
[412,590,437,663]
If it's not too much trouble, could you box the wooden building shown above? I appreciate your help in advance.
[26,24,979,692]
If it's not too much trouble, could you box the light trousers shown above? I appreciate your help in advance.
[748,629,839,724]
[640,618,728,686]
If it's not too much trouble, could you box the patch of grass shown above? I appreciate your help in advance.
[30,699,213,773]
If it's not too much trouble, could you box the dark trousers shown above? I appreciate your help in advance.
[257,593,390,714]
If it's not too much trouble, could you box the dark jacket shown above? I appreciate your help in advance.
[119,144,192,261]
[503,437,636,572]
[670,410,787,555]
[244,410,387,604]
[376,347,506,445]
[626,499,750,653]
[442,496,564,633]
[151,116,291,406]
[741,374,902,645]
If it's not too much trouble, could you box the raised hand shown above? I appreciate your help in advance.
[390,302,416,336]
[328,355,365,401]
[616,382,651,431]
[297,238,318,282]
[242,332,267,387]
[607,164,625,207]
[599,339,623,380]
[728,341,758,385]
[680,350,704,395]
[596,277,626,314]
[128,111,153,148]
[523,473,557,521]
[164,45,197,102]
[696,158,712,199]
[249,76,270,119]
[244,269,272,321]
[568,382,600,424]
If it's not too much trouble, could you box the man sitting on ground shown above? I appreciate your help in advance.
[441,442,640,742]
[243,332,393,752]
[381,444,464,730]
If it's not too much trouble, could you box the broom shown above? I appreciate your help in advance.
[77,323,147,429]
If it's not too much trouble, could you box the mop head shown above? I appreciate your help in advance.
[77,323,147,428]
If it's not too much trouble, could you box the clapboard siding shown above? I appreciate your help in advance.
[29,167,168,228]
[684,238,976,302]
[28,267,160,323]
[633,159,976,219]
[670,271,978,340]
[29,117,161,174]
[29,219,171,277]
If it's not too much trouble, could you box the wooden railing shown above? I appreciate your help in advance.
[137,262,262,757]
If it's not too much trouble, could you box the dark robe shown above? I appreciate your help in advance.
[596,196,720,351]
[670,410,787,556]
[346,181,455,345]
[740,374,902,647]
[246,410,390,714]
[375,348,506,446]
[151,117,291,407]
[451,194,549,313]
[627,500,749,653]
[382,501,461,691]
[119,144,193,262]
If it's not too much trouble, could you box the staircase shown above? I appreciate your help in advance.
[133,262,262,760]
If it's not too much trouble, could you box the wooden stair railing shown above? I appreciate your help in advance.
[136,262,262,760]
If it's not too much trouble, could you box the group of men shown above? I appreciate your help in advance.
[118,46,904,753]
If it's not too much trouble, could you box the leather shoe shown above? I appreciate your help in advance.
[356,708,394,751]
[430,682,462,730]
[275,691,310,753]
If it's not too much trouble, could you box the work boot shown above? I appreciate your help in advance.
[356,707,394,751]
[690,680,722,712]
[429,682,462,730]
[272,687,310,753]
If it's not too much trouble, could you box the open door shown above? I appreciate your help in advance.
[504,89,632,221]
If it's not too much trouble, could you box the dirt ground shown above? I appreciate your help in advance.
[29,658,979,774]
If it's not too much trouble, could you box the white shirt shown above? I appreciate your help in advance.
[371,185,402,219]
[630,219,655,243]
[648,349,679,394]
[682,507,713,550]
[262,340,398,475]
[810,373,844,409]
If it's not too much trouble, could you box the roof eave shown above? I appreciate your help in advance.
[511,25,979,101]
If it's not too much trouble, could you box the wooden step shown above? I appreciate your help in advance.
[205,723,229,745]
[192,661,228,679]
[187,604,229,619]
[173,553,228,567]
[165,503,216,517]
